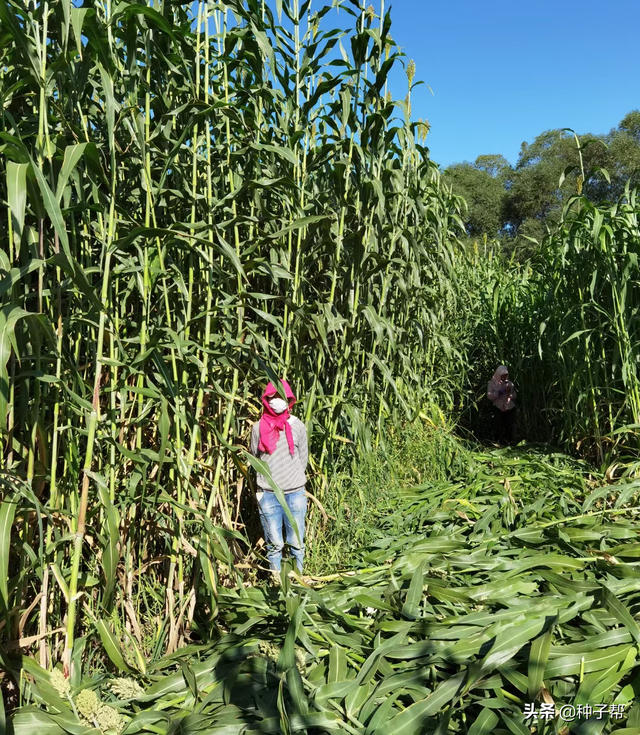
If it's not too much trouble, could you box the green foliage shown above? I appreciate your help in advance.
[0,0,472,680]
[458,187,640,466]
[507,129,608,235]
[535,186,640,463]
[443,160,507,237]
[10,437,640,733]
[2,0,640,730]
[445,112,640,246]
[306,416,468,575]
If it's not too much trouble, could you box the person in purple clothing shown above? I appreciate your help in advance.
[487,365,517,445]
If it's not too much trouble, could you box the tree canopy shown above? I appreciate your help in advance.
[443,110,640,246]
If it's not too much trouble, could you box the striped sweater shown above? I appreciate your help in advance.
[250,416,308,492]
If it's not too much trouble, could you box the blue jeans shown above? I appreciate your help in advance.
[257,488,307,573]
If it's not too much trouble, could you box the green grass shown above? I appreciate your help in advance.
[305,417,470,576]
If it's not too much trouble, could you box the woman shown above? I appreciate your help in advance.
[250,380,308,574]
[487,365,517,445]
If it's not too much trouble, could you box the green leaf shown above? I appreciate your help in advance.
[479,616,548,674]
[95,619,135,674]
[141,647,255,700]
[468,707,499,735]
[401,562,425,620]
[327,646,348,683]
[0,494,16,611]
[98,63,116,152]
[501,712,530,735]
[251,21,276,70]
[6,161,28,248]
[601,585,640,647]
[179,658,199,701]
[375,672,465,734]
[157,396,170,473]
[345,680,371,716]
[0,304,31,431]
[11,707,67,735]
[29,159,72,264]
[269,215,332,239]
[545,644,633,677]
[364,692,401,735]
[111,2,177,40]
[289,712,342,731]
[527,615,557,698]
[56,143,92,202]
[87,471,120,609]
[70,7,90,57]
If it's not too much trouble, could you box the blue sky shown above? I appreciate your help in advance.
[381,0,640,169]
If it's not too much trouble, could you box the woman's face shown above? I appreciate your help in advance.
[500,371,508,382]
[268,396,289,414]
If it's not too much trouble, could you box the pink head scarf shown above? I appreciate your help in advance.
[487,365,517,412]
[258,380,296,456]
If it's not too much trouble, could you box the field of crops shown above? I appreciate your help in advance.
[7,440,640,734]
[2,0,640,732]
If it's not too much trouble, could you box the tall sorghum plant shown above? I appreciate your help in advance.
[0,0,466,673]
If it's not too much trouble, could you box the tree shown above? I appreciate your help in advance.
[443,112,640,247]
[605,111,640,198]
[619,110,640,142]
[443,156,510,238]
[475,154,511,179]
